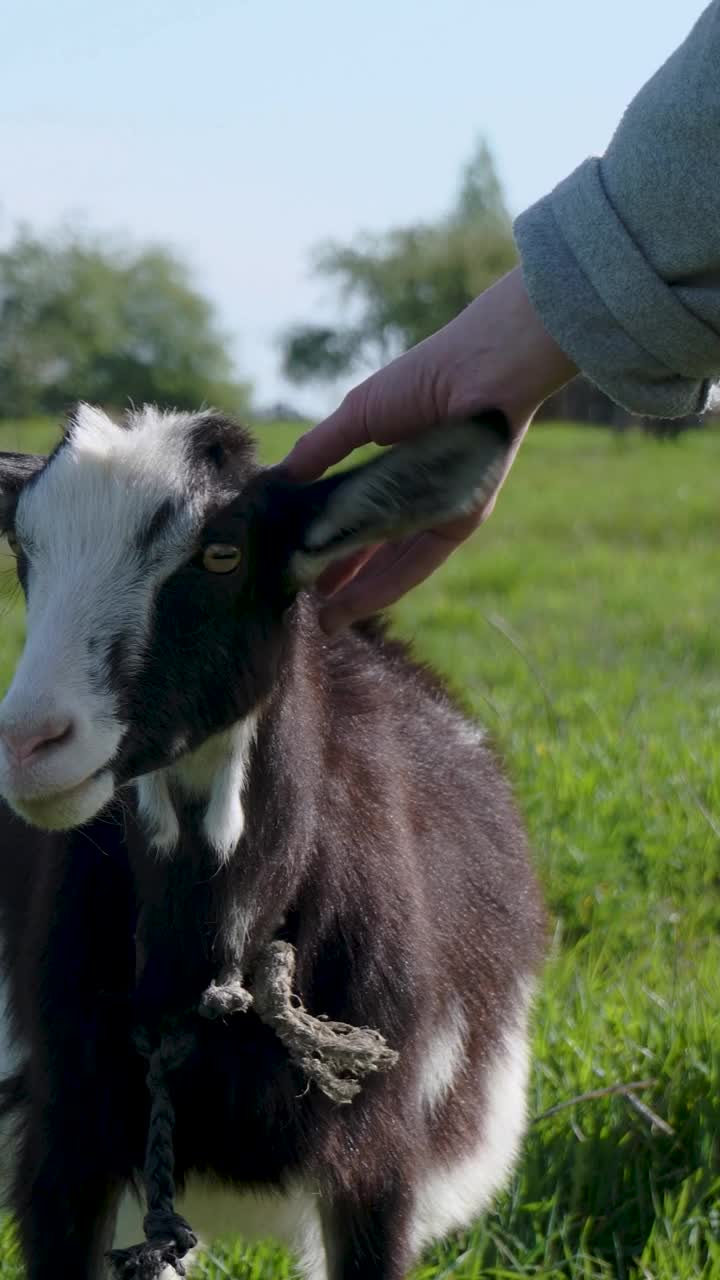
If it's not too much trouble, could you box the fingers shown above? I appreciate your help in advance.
[282,340,447,481]
[317,505,487,633]
[283,397,371,481]
[314,546,379,596]
[317,522,476,634]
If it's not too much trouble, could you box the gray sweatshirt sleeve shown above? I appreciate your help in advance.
[514,2,720,417]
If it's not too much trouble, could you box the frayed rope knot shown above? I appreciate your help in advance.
[108,940,398,1277]
[199,974,253,1018]
[253,941,399,1105]
[107,1208,197,1279]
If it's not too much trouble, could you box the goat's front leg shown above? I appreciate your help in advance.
[13,1124,124,1280]
[13,828,141,1279]
[11,1020,145,1280]
[321,1189,416,1280]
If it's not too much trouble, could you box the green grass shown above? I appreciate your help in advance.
[1,417,719,1278]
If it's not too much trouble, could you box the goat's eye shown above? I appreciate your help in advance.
[5,531,18,556]
[202,543,242,575]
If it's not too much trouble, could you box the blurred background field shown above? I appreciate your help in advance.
[1,419,719,1278]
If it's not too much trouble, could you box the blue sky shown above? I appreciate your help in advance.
[1,0,707,416]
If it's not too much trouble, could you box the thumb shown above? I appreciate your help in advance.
[282,337,446,480]
[282,395,371,482]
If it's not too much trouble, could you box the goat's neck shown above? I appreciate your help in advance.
[132,612,325,985]
[135,715,258,863]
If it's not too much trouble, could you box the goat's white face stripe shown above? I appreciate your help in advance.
[0,406,223,828]
[18,404,203,666]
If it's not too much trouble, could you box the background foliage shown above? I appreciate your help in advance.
[282,141,517,384]
[0,230,250,420]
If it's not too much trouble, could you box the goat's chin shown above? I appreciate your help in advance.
[8,771,115,832]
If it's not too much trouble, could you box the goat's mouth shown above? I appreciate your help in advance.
[9,768,115,832]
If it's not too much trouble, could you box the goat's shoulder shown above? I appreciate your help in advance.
[321,612,465,718]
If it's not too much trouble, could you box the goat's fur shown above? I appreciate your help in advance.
[0,405,544,1279]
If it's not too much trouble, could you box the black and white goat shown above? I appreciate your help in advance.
[0,405,544,1280]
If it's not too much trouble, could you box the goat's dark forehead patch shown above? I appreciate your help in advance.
[185,413,256,474]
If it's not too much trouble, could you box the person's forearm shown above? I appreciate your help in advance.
[515,1,720,418]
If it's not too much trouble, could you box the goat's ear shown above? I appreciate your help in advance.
[0,453,46,529]
[282,412,512,587]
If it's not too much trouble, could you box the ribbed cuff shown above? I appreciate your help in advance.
[514,159,715,418]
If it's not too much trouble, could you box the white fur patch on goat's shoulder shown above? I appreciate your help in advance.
[418,1001,468,1113]
[135,717,258,861]
[411,992,533,1252]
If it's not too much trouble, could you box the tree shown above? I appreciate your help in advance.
[282,140,518,385]
[0,228,250,419]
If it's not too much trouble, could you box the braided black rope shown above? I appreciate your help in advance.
[107,1025,198,1280]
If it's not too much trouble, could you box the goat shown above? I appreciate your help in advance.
[0,404,544,1280]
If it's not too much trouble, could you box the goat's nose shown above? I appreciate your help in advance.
[0,719,75,766]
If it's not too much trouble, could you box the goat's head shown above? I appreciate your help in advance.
[0,404,511,831]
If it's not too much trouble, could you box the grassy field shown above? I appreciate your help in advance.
[0,417,719,1278]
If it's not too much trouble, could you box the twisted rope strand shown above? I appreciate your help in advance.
[108,1029,198,1280]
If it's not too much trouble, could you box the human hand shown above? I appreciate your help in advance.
[282,266,576,632]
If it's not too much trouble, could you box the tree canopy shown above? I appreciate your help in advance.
[0,229,249,419]
[282,140,517,385]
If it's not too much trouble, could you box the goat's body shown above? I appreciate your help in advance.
[0,608,543,1278]
[0,407,543,1278]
